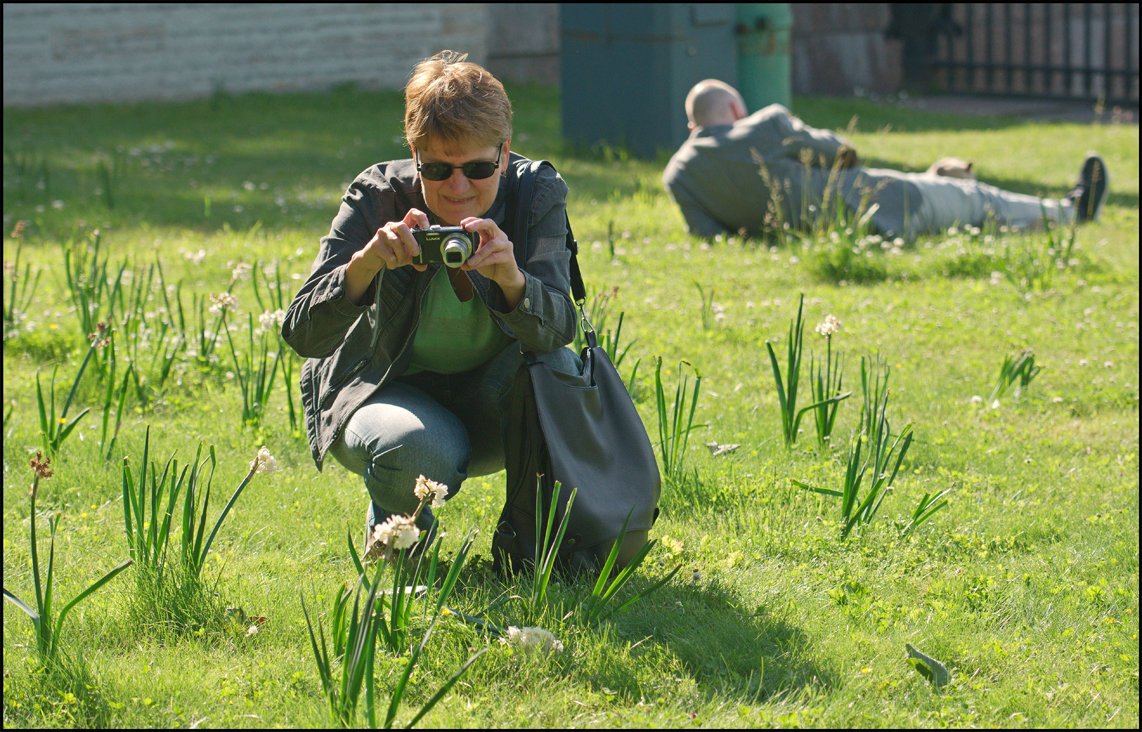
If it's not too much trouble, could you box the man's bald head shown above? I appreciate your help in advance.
[685,80,747,129]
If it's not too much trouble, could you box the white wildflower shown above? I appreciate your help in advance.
[970,395,983,405]
[500,626,564,654]
[414,474,449,509]
[375,515,420,551]
[231,262,253,281]
[815,314,842,338]
[257,308,286,334]
[209,292,239,317]
[250,446,279,474]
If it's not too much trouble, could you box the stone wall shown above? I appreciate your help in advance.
[2,3,488,107]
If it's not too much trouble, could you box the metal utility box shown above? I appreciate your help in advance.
[560,4,739,159]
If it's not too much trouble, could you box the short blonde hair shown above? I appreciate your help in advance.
[403,50,512,149]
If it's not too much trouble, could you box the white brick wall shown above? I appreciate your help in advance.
[3,3,490,106]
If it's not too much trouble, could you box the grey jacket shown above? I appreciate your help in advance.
[663,104,922,238]
[282,153,576,469]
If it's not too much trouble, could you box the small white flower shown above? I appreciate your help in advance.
[414,475,449,509]
[500,626,564,654]
[257,308,286,334]
[815,314,842,338]
[231,262,253,281]
[375,515,420,551]
[990,399,1001,410]
[970,395,983,405]
[250,446,278,474]
[208,292,239,317]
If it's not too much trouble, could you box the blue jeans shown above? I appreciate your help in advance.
[328,341,581,545]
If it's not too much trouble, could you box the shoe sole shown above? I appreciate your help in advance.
[1078,155,1109,222]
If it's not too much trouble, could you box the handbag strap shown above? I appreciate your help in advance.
[509,158,595,346]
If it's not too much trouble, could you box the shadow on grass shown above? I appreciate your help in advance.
[2,650,113,729]
[610,574,835,706]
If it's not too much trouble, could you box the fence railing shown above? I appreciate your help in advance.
[929,3,1139,106]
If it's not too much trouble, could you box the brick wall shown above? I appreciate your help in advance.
[3,3,488,107]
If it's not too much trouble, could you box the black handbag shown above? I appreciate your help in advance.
[492,159,661,576]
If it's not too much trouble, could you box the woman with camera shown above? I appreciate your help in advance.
[282,51,579,558]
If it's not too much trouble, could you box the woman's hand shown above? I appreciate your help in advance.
[460,216,526,309]
[345,208,430,304]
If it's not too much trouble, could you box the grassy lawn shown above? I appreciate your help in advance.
[3,82,1138,728]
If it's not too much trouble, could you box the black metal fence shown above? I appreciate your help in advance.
[929,3,1139,106]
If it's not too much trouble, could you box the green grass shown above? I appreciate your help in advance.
[3,83,1138,728]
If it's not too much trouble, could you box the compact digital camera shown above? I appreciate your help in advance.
[411,226,475,268]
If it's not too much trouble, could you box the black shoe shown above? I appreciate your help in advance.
[1069,153,1108,223]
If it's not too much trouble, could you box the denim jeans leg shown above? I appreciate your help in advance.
[327,381,470,544]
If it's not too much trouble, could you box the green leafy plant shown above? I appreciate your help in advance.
[898,488,951,537]
[303,502,484,728]
[249,260,298,431]
[989,348,1043,402]
[1001,206,1078,295]
[344,476,472,655]
[302,570,385,728]
[795,355,914,539]
[62,229,128,344]
[3,224,43,338]
[531,480,577,615]
[35,343,97,457]
[224,312,281,427]
[122,427,271,579]
[3,452,132,663]
[654,357,703,480]
[808,313,851,446]
[766,294,850,447]
[582,508,683,624]
[695,282,718,330]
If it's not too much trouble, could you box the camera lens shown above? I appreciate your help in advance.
[441,235,472,268]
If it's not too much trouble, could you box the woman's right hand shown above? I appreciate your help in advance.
[345,208,430,304]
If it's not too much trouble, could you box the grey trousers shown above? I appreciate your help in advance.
[327,341,581,541]
[851,167,1074,241]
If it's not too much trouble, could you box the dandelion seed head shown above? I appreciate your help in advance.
[231,262,253,281]
[374,515,420,551]
[815,314,842,337]
[501,626,564,654]
[414,474,449,509]
[209,292,239,317]
[250,446,278,474]
[257,309,286,334]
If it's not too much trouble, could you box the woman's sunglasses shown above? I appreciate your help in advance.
[415,145,504,181]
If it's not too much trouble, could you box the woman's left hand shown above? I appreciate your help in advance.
[460,217,526,308]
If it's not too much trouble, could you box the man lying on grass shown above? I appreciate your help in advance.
[663,79,1110,241]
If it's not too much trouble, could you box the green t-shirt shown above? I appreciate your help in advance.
[406,270,513,374]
